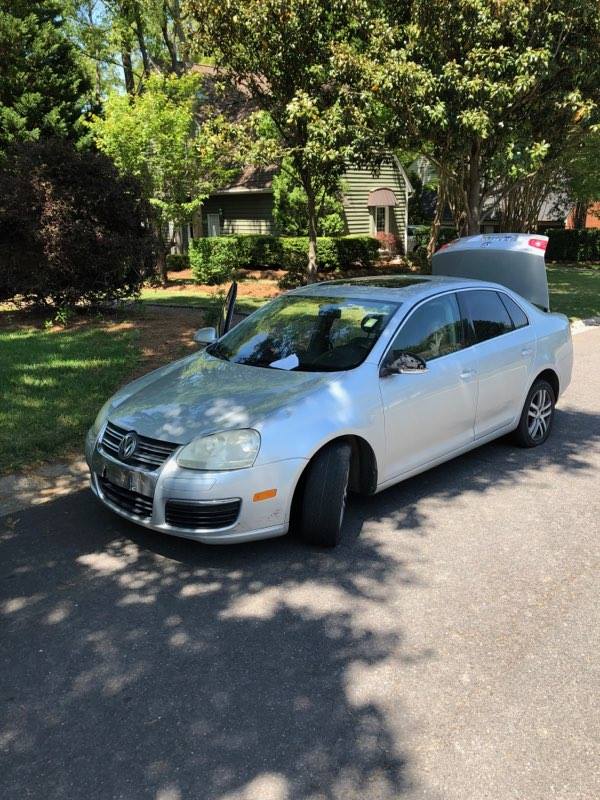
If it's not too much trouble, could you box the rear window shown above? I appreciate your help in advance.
[460,290,514,343]
[499,293,529,329]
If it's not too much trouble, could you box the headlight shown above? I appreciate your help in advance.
[177,429,260,471]
[91,399,112,437]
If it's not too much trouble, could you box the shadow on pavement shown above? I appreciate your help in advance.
[1,406,598,800]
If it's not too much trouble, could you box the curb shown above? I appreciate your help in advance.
[570,316,600,335]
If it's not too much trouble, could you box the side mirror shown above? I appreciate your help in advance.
[380,351,428,377]
[193,326,217,346]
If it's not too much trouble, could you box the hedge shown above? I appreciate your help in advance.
[189,234,380,285]
[544,228,600,262]
[166,253,190,271]
[413,225,456,253]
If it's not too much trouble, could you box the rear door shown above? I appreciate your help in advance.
[458,289,535,438]
[379,292,478,480]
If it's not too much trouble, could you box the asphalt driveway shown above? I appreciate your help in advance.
[1,328,599,800]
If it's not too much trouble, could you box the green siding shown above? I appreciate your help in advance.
[342,158,408,241]
[202,193,275,235]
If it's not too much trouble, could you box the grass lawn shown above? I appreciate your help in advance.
[547,264,600,320]
[139,287,266,315]
[0,321,138,474]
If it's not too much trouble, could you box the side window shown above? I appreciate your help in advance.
[386,294,466,363]
[499,293,529,329]
[460,290,514,343]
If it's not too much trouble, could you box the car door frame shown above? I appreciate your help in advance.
[454,287,536,439]
[376,289,480,484]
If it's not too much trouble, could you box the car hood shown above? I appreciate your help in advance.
[107,351,333,443]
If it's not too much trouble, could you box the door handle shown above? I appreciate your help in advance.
[521,348,533,357]
[460,369,476,379]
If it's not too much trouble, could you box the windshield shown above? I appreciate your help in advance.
[206,294,398,372]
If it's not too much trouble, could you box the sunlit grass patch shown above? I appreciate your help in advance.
[0,324,138,474]
[547,264,600,320]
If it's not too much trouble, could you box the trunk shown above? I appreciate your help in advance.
[465,139,482,236]
[427,175,446,263]
[121,50,135,95]
[156,249,168,287]
[572,200,588,230]
[161,22,179,73]
[152,218,169,286]
[306,185,318,284]
[133,10,151,76]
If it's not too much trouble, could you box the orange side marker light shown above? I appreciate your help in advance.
[253,488,277,502]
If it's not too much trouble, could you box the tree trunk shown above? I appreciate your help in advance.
[121,50,135,95]
[465,139,482,235]
[572,200,588,230]
[133,9,151,76]
[152,218,169,286]
[306,185,318,283]
[427,175,446,263]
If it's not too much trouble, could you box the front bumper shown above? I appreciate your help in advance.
[86,429,306,544]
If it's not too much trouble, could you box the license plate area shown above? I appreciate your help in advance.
[101,463,150,496]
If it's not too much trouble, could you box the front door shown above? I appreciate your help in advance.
[207,213,221,237]
[379,293,478,482]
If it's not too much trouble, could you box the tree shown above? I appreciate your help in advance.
[373,0,600,239]
[0,139,154,306]
[562,132,600,229]
[91,72,239,283]
[184,0,381,281]
[0,0,91,155]
[272,161,345,236]
[65,0,192,96]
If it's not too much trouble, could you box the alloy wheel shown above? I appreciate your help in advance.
[527,388,552,441]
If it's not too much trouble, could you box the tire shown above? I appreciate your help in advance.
[513,378,556,448]
[299,441,351,547]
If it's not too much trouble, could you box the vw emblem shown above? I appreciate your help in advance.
[118,431,138,460]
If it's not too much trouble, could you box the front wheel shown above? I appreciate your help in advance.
[298,441,351,547]
[513,379,555,448]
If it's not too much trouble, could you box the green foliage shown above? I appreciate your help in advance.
[91,72,240,281]
[0,0,91,155]
[370,0,600,233]
[190,234,380,286]
[190,238,240,285]
[545,229,600,263]
[166,253,190,272]
[0,139,155,306]
[184,0,381,276]
[272,165,345,236]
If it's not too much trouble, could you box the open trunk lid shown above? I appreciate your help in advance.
[431,233,550,311]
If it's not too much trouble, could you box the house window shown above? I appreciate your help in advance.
[373,206,389,233]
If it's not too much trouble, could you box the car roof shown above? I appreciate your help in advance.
[287,274,502,304]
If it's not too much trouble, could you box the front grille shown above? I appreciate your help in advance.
[165,499,241,530]
[101,422,178,471]
[99,478,154,520]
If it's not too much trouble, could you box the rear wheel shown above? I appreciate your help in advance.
[299,441,351,547]
[514,378,555,447]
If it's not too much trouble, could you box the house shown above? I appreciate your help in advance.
[191,156,413,252]
[175,64,414,253]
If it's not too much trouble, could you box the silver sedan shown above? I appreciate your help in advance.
[86,275,572,547]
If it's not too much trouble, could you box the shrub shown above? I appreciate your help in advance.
[0,140,155,306]
[336,235,380,268]
[190,237,240,285]
[544,228,600,262]
[166,253,190,271]
[374,232,398,256]
[190,234,380,286]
